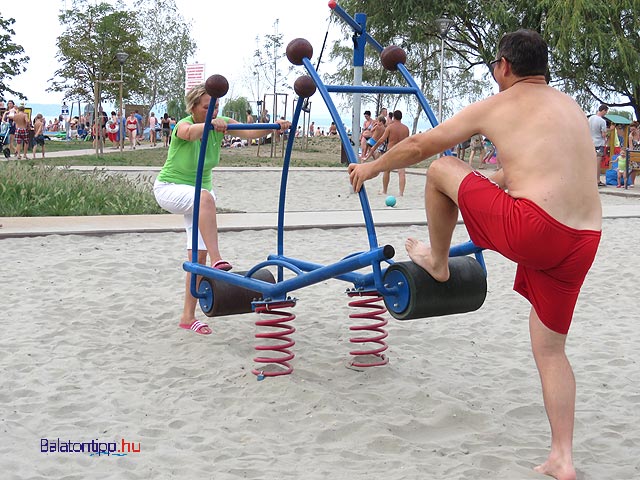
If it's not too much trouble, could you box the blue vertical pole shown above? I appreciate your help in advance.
[189,98,217,298]
[276,97,305,282]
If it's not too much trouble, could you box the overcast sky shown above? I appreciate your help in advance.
[2,0,345,123]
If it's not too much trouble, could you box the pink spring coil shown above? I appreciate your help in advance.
[253,301,297,377]
[347,292,389,367]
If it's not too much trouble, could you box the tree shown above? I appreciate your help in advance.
[48,2,151,109]
[222,97,251,122]
[252,19,293,119]
[132,0,196,116]
[0,15,30,100]
[334,0,640,122]
[542,0,640,119]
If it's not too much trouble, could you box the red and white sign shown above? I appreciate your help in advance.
[185,63,206,93]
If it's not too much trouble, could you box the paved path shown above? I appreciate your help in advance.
[2,203,640,239]
[2,146,639,238]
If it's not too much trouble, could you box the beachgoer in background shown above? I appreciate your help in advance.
[2,100,17,156]
[13,105,29,160]
[134,110,144,143]
[588,104,608,187]
[148,112,158,147]
[359,111,374,161]
[106,111,119,147]
[363,115,387,161]
[126,111,138,149]
[468,133,485,168]
[363,110,409,196]
[161,113,171,147]
[32,113,45,159]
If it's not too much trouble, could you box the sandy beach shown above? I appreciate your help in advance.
[1,169,639,479]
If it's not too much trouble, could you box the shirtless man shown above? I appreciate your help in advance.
[13,106,29,160]
[349,30,601,480]
[364,110,410,195]
[32,114,45,159]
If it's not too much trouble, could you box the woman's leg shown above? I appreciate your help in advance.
[197,191,224,264]
[180,249,212,333]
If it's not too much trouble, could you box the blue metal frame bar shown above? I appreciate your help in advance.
[184,245,393,300]
[267,254,380,291]
[276,97,305,282]
[326,85,419,95]
[301,56,378,253]
[188,99,217,298]
[330,2,384,52]
[187,115,287,299]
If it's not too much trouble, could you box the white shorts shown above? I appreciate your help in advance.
[153,180,217,250]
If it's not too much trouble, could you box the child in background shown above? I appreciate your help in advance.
[616,152,627,188]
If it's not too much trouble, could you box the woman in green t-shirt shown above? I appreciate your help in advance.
[154,83,289,335]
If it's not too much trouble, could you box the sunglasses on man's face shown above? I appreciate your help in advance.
[489,57,502,76]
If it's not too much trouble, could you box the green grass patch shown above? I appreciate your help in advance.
[0,162,165,216]
[42,139,98,152]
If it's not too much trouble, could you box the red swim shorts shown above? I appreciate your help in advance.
[457,171,601,334]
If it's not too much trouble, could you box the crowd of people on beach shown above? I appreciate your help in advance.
[0,98,182,157]
[1,99,46,159]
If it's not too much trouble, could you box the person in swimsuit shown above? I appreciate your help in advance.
[359,111,374,161]
[126,112,138,149]
[349,29,601,480]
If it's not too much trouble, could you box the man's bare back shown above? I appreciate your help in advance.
[386,117,409,150]
[13,111,28,129]
[463,83,601,231]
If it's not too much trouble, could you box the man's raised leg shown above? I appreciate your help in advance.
[406,156,471,281]
[529,308,577,480]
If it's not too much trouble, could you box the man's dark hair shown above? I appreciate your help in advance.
[497,29,548,77]
[393,110,402,120]
[598,104,609,112]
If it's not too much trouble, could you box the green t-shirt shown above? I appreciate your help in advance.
[156,115,229,189]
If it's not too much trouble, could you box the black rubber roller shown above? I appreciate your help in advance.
[382,257,487,320]
[199,269,276,317]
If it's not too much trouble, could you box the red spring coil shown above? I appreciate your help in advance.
[347,291,389,367]
[252,300,297,377]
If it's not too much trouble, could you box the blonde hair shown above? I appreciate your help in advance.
[184,83,208,115]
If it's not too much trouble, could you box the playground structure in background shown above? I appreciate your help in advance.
[182,1,488,378]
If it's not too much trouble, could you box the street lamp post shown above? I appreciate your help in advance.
[435,17,454,124]
[116,52,129,152]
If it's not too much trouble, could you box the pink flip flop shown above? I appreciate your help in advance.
[179,320,211,335]
[212,260,233,271]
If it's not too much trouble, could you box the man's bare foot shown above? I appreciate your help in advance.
[534,457,576,480]
[405,237,449,282]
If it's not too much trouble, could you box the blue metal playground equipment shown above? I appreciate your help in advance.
[182,2,487,377]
